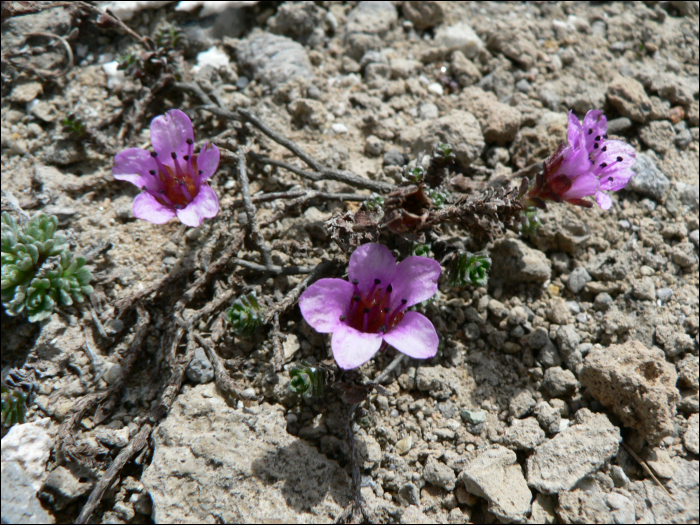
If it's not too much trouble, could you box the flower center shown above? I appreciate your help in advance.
[146,139,201,209]
[341,278,408,334]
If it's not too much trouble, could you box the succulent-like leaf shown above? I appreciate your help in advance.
[1,213,92,322]
[289,362,324,399]
[1,381,27,427]
[448,251,492,288]
[225,291,263,337]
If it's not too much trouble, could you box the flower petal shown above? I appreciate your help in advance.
[132,192,176,224]
[150,109,195,160]
[582,110,606,151]
[175,185,219,227]
[348,243,397,295]
[113,148,159,189]
[196,142,220,181]
[557,143,590,178]
[567,110,584,150]
[331,323,383,369]
[563,173,599,200]
[299,278,354,333]
[596,191,612,210]
[389,256,441,309]
[598,168,636,192]
[383,311,438,360]
[591,140,636,172]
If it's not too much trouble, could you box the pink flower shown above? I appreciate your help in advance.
[113,109,220,227]
[526,110,636,210]
[299,244,441,370]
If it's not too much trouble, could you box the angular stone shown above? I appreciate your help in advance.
[580,340,679,444]
[237,33,311,89]
[491,239,551,284]
[459,445,531,522]
[501,417,545,450]
[527,409,621,494]
[423,456,456,491]
[607,76,652,123]
[142,384,351,523]
[400,110,485,168]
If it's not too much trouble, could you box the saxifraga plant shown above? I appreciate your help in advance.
[1,212,94,322]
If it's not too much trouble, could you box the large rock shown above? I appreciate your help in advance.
[142,384,351,523]
[627,153,670,201]
[607,76,653,123]
[527,409,621,494]
[400,110,485,168]
[580,340,679,445]
[491,239,551,284]
[459,445,532,522]
[346,1,397,35]
[458,87,522,145]
[1,462,55,524]
[237,33,311,89]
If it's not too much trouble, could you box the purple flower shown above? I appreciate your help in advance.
[526,110,636,210]
[113,109,220,227]
[299,244,441,370]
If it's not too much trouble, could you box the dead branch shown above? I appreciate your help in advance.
[237,145,274,269]
[194,333,244,398]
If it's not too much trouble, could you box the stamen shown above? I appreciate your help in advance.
[179,181,193,202]
[149,170,156,175]
[151,152,172,183]
[595,135,601,141]
[339,315,346,321]
[588,129,593,135]
[374,278,381,284]
[363,308,370,332]
[600,162,607,168]
[616,156,623,162]
[378,325,386,333]
[354,295,361,302]
[602,146,607,152]
[172,152,186,180]
[386,284,393,292]
[352,279,359,285]
[594,143,599,149]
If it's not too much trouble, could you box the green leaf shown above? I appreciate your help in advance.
[224,292,264,337]
[289,362,324,399]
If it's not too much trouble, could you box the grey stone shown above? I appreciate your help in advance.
[491,239,551,284]
[237,33,311,89]
[684,414,699,455]
[39,466,92,511]
[509,389,536,418]
[450,50,481,87]
[400,110,485,168]
[655,325,694,357]
[515,78,531,93]
[459,86,521,144]
[1,462,55,524]
[528,327,550,349]
[460,410,487,425]
[41,139,87,166]
[594,292,614,311]
[557,489,614,524]
[607,492,636,524]
[423,456,456,491]
[671,242,698,267]
[398,482,421,506]
[2,8,72,72]
[383,149,406,167]
[632,277,656,301]
[530,493,557,524]
[586,250,632,281]
[459,446,532,522]
[691,230,700,247]
[607,76,652,123]
[267,2,324,43]
[538,339,562,369]
[656,287,674,302]
[414,365,454,400]
[534,401,562,434]
[418,102,438,120]
[186,347,214,384]
[357,435,382,468]
[627,153,670,201]
[402,1,445,30]
[547,297,571,325]
[568,267,592,293]
[435,23,483,58]
[639,120,676,154]
[607,117,633,134]
[556,325,582,371]
[580,340,679,445]
[675,128,693,149]
[526,409,621,494]
[543,367,578,397]
[610,465,630,488]
[501,417,546,450]
[1,418,55,491]
[346,1,397,35]
[142,384,351,523]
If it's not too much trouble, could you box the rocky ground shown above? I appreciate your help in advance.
[1,1,698,524]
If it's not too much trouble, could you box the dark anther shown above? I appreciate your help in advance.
[594,143,599,149]
[602,146,607,152]
[186,138,193,145]
[339,315,346,321]
[149,170,156,175]
[401,299,408,304]
[352,279,359,285]
[617,156,623,162]
[383,307,390,313]
[141,186,146,191]
[159,190,165,194]
[151,151,158,157]
[353,295,361,302]
[600,162,608,168]
[374,278,381,284]
[198,170,203,175]
[604,134,608,139]
[171,152,177,159]
[588,129,593,135]
[183,155,190,161]
[378,326,386,333]
[608,177,614,182]
[386,284,393,292]
[595,135,601,141]
[364,308,370,314]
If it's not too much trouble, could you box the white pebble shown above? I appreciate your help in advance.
[331,123,348,134]
[427,83,444,96]
[191,46,230,74]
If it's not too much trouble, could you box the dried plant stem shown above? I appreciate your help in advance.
[271,313,285,372]
[194,333,244,398]
[338,403,366,524]
[374,353,406,384]
[621,442,675,501]
[229,189,370,209]
[237,145,273,269]
[231,258,314,275]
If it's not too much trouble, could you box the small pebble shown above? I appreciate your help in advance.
[515,79,531,93]
[331,123,348,134]
[576,313,588,323]
[618,220,631,229]
[427,82,444,96]
[656,288,673,302]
